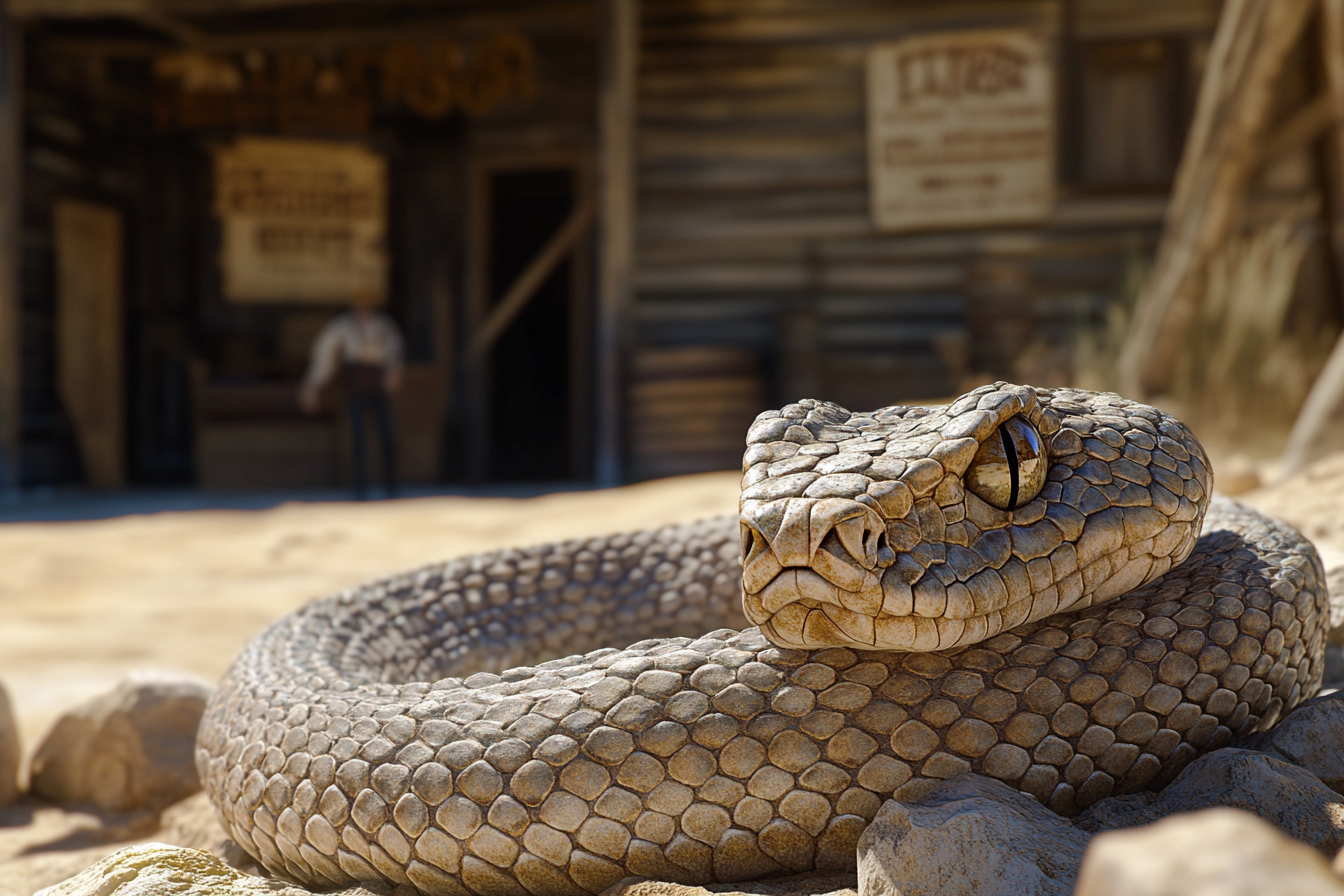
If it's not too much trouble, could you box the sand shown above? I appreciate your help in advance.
[0,472,741,763]
[0,458,1340,896]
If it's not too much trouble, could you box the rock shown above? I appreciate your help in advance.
[1328,566,1344,646]
[1074,807,1344,896]
[856,774,1088,896]
[1326,646,1344,690]
[156,792,230,852]
[32,842,409,896]
[1076,748,1344,857]
[599,872,858,896]
[0,679,19,807]
[1242,692,1344,794]
[29,672,212,812]
[157,791,266,876]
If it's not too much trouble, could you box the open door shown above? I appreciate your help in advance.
[465,154,594,482]
[54,200,124,488]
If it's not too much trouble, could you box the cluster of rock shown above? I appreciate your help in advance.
[7,621,1344,896]
[0,672,211,816]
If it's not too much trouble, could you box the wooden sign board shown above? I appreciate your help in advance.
[866,29,1056,232]
[215,138,387,303]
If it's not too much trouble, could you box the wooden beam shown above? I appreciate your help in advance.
[1256,92,1337,170]
[1280,330,1344,473]
[469,196,596,357]
[54,201,125,489]
[5,0,367,19]
[1321,0,1344,303]
[6,0,151,17]
[1115,0,1318,399]
[27,2,593,56]
[1280,0,1344,474]
[595,0,638,486]
[0,13,21,493]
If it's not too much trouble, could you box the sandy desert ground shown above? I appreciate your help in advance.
[0,456,1341,895]
[0,473,743,762]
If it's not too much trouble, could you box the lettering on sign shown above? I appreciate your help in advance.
[867,30,1055,231]
[214,138,387,304]
[156,33,535,133]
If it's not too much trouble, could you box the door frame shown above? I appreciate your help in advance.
[463,146,595,482]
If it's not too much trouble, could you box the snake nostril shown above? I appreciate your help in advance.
[876,532,896,568]
[739,523,771,565]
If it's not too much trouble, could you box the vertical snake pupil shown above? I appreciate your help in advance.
[1001,425,1020,510]
[965,416,1048,511]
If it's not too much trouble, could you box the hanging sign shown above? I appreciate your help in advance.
[866,29,1056,231]
[214,138,387,304]
[155,33,535,133]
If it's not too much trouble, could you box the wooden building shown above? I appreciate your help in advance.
[0,0,1322,491]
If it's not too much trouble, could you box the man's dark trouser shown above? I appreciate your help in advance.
[344,365,397,499]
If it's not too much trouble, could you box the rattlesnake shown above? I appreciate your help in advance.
[197,383,1327,895]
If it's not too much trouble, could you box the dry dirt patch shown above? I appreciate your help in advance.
[0,473,740,763]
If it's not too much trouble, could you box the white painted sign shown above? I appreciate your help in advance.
[867,29,1055,232]
[215,138,387,303]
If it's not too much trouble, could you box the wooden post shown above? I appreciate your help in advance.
[595,0,638,486]
[1279,0,1344,474]
[0,13,20,493]
[55,201,125,489]
[1114,0,1317,399]
[1321,0,1344,301]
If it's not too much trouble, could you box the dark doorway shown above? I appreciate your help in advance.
[484,168,584,481]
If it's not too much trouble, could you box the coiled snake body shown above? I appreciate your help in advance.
[198,384,1328,895]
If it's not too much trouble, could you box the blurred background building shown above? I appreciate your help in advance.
[0,0,1339,492]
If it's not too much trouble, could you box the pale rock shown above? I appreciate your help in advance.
[856,774,1088,896]
[1076,748,1344,856]
[157,790,265,875]
[1328,566,1344,647]
[599,872,858,896]
[1325,646,1344,690]
[0,680,19,807]
[1074,807,1344,896]
[1241,692,1344,794]
[29,672,212,811]
[32,843,408,896]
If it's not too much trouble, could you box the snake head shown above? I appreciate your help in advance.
[739,383,1212,652]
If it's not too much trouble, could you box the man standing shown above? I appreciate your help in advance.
[300,298,404,499]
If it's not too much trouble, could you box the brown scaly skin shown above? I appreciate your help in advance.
[197,384,1327,895]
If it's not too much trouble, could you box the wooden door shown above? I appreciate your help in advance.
[465,150,594,482]
[54,200,124,488]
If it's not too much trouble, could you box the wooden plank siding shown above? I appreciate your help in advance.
[12,0,606,487]
[631,0,1220,429]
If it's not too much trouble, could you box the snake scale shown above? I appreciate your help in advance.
[197,383,1328,895]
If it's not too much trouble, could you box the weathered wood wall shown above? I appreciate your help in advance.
[631,0,1221,428]
[12,0,603,487]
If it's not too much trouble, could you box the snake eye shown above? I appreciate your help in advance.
[965,416,1047,511]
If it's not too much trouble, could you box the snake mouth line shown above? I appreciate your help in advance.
[747,567,884,618]
[744,558,991,635]
[746,565,992,651]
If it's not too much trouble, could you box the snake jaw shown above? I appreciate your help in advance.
[740,495,895,648]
